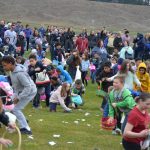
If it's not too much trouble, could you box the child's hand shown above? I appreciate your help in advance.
[101,78,105,82]
[35,67,41,71]
[106,78,111,82]
[64,108,72,113]
[139,129,149,137]
[112,103,117,108]
[0,138,13,148]
[72,94,78,96]
[107,117,114,124]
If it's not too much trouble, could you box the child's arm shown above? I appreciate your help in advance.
[124,123,149,138]
[57,95,71,112]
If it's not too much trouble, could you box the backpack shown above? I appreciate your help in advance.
[125,50,133,60]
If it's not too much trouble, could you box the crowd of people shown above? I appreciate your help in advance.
[0,20,150,149]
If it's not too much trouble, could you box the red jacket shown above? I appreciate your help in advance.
[76,37,88,54]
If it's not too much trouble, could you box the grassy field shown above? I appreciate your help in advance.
[1,51,123,150]
[1,82,123,150]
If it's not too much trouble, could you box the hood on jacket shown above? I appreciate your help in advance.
[138,62,147,71]
[56,65,64,73]
[13,64,27,73]
[137,62,147,75]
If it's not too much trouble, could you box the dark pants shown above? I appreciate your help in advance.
[122,139,141,150]
[26,37,30,51]
[33,87,44,108]
[50,102,57,112]
[65,39,73,52]
[65,96,71,107]
[45,84,51,107]
[116,109,122,130]
[81,71,88,86]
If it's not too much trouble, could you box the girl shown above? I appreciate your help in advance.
[108,60,141,91]
[49,83,72,112]
[81,52,90,86]
[108,75,136,135]
[135,62,150,93]
[123,93,150,150]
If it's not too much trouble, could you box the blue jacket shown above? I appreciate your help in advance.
[23,28,32,38]
[57,65,72,84]
[0,75,8,82]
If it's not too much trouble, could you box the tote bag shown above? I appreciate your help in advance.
[75,66,81,81]
[36,71,50,85]
[71,95,82,105]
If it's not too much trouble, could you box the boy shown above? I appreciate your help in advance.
[71,79,85,108]
[96,62,114,111]
[28,54,45,108]
[2,56,36,134]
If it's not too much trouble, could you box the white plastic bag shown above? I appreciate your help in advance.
[75,66,81,81]
[140,133,150,150]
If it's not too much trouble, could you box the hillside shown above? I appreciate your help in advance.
[0,0,150,31]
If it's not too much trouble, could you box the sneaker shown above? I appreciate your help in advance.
[115,128,122,135]
[20,128,32,135]
[112,130,117,135]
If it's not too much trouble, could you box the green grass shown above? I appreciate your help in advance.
[1,83,123,150]
[0,51,123,150]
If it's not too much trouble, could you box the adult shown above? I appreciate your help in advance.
[76,34,88,55]
[2,56,37,134]
[23,24,32,51]
[88,31,97,51]
[91,40,109,62]
[119,40,133,60]
[113,32,123,51]
[4,23,17,48]
[66,50,81,80]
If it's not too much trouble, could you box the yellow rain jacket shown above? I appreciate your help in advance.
[135,62,150,93]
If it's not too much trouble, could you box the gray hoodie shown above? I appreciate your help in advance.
[10,64,37,101]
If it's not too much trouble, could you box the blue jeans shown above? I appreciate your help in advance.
[103,103,109,117]
[90,70,96,83]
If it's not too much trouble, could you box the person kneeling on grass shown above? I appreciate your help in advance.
[71,79,85,109]
[49,83,72,112]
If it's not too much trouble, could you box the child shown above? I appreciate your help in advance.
[28,54,45,108]
[49,83,72,112]
[56,65,72,84]
[71,79,85,108]
[123,93,150,150]
[90,53,100,84]
[0,81,14,111]
[81,53,90,86]
[15,31,26,57]
[107,75,136,135]
[2,37,14,56]
[135,62,150,93]
[96,62,114,111]
[50,76,61,92]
